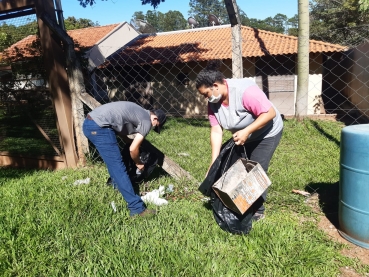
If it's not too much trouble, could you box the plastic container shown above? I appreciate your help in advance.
[338,124,369,249]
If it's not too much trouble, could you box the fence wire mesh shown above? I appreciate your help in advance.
[0,13,62,158]
[0,6,368,177]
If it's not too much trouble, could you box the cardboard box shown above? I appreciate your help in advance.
[212,158,271,215]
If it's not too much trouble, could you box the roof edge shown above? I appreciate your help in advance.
[156,24,232,36]
[92,22,128,46]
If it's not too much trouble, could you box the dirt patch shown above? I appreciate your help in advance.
[302,184,369,276]
[339,266,366,277]
[318,215,369,265]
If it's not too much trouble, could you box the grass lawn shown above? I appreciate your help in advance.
[0,106,60,156]
[1,118,368,276]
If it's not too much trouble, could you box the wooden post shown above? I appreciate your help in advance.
[34,0,78,168]
[224,0,243,78]
[40,12,88,166]
[296,0,310,117]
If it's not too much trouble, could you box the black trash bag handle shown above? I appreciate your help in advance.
[222,142,247,175]
[218,142,247,189]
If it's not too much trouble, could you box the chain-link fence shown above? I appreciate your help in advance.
[1,6,368,176]
[85,24,369,124]
[0,13,62,160]
[78,22,369,179]
[313,25,369,125]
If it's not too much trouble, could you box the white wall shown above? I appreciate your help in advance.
[87,22,140,70]
[307,74,323,115]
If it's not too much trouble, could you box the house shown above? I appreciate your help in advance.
[98,24,346,116]
[0,22,140,169]
[4,22,140,101]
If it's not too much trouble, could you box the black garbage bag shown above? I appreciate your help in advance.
[199,138,253,235]
[106,143,159,186]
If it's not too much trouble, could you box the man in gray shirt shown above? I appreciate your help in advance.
[83,101,167,217]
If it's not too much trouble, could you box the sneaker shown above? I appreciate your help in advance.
[252,212,265,222]
[133,209,157,218]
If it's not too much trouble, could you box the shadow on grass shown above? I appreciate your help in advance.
[310,121,340,147]
[305,182,339,228]
[0,167,40,184]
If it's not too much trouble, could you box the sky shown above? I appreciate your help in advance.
[61,0,298,26]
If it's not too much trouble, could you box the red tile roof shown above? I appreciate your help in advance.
[67,24,119,48]
[106,25,347,66]
[4,24,119,61]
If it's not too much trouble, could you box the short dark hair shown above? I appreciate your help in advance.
[195,60,225,89]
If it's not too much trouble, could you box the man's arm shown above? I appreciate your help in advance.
[129,133,145,170]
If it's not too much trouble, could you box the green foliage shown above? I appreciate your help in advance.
[77,0,165,9]
[129,1,297,35]
[241,12,298,35]
[287,14,299,36]
[188,0,230,27]
[1,119,369,276]
[133,10,188,32]
[0,21,38,52]
[359,0,369,11]
[64,16,99,30]
[310,0,369,45]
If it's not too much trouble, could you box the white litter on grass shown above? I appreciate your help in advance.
[201,197,210,202]
[166,184,174,193]
[178,152,190,157]
[111,201,117,212]
[141,185,168,206]
[61,176,68,180]
[73,177,90,185]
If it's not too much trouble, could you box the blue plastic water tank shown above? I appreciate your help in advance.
[338,124,369,249]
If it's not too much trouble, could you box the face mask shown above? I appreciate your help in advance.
[208,90,222,103]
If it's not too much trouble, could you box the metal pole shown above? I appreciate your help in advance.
[54,0,65,30]
[295,0,309,116]
[224,0,243,78]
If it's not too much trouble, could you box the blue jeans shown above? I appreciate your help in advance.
[82,118,146,216]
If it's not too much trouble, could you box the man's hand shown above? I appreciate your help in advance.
[129,133,145,167]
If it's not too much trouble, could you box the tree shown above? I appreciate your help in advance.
[273,13,288,33]
[0,21,38,52]
[359,0,369,11]
[188,0,230,27]
[132,10,187,32]
[77,0,165,9]
[238,10,294,35]
[161,11,187,31]
[287,14,298,36]
[64,17,99,30]
[310,0,369,45]
[132,11,146,21]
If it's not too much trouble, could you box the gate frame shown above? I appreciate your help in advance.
[0,0,78,169]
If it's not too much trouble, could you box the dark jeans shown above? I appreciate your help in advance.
[244,130,283,213]
[82,118,146,216]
